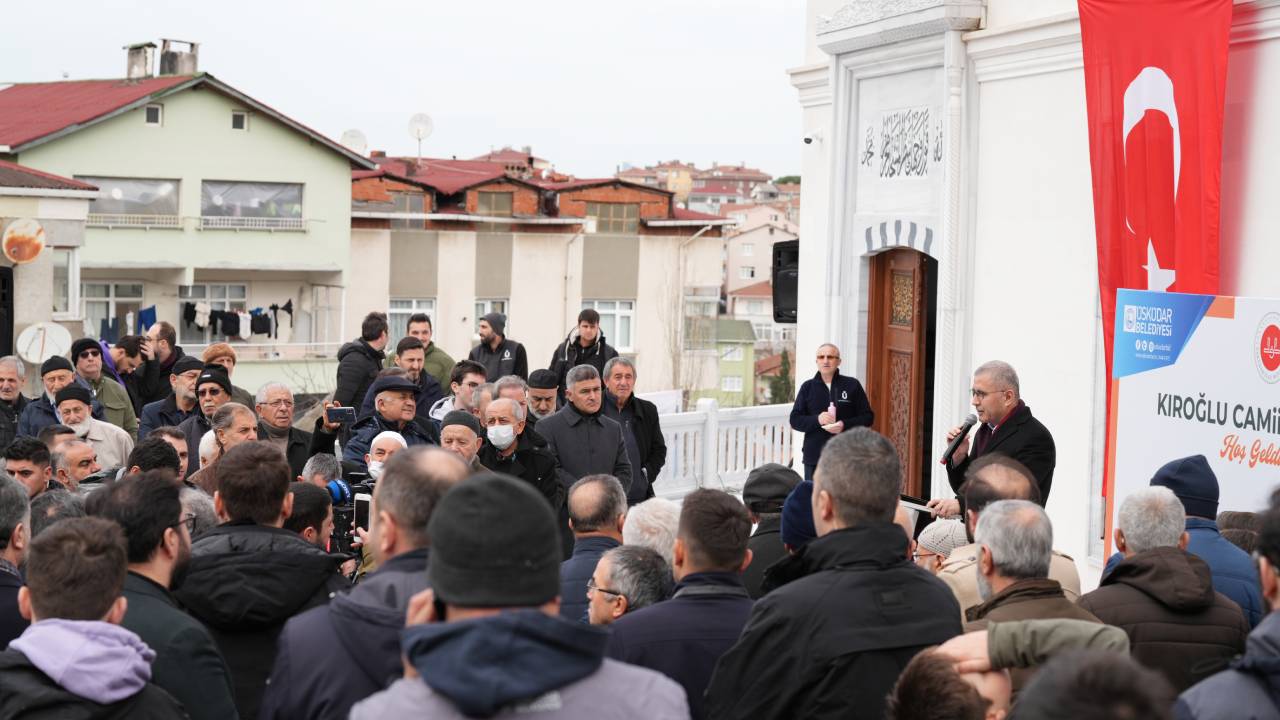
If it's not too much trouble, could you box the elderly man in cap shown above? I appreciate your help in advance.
[343,375,438,470]
[915,519,969,575]
[467,312,529,381]
[364,430,407,482]
[741,463,801,599]
[350,473,688,719]
[1103,454,1264,627]
[138,355,204,439]
[527,368,560,421]
[69,336,139,440]
[17,357,104,438]
[177,365,235,478]
[55,384,133,470]
[438,411,486,472]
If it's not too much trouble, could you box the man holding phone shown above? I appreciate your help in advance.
[342,376,438,471]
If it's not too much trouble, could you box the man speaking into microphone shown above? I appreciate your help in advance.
[928,361,1056,517]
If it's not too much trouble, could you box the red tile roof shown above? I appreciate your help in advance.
[374,157,515,195]
[534,177,670,195]
[690,181,746,196]
[672,207,725,221]
[0,160,97,191]
[0,76,194,149]
[730,279,773,297]
[756,350,791,376]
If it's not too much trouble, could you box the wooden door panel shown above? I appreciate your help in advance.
[868,249,928,496]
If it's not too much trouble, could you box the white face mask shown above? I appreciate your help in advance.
[367,460,385,481]
[487,423,517,450]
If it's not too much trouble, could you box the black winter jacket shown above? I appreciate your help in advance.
[947,401,1056,505]
[468,336,528,381]
[1080,546,1249,692]
[173,522,348,720]
[0,394,28,453]
[742,516,786,600]
[133,347,187,408]
[255,421,314,480]
[548,331,618,399]
[0,649,187,719]
[334,340,386,409]
[704,524,962,720]
[536,403,633,492]
[788,371,874,467]
[602,392,666,502]
[260,548,430,720]
[478,429,565,512]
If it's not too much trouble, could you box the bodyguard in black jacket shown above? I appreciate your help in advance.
[334,313,390,409]
[788,345,873,481]
[548,310,618,400]
[468,312,529,381]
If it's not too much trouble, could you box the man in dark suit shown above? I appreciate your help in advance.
[929,360,1056,517]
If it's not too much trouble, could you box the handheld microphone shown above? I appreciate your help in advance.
[939,414,978,466]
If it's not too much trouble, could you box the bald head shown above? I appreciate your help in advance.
[567,474,627,539]
[961,453,1040,536]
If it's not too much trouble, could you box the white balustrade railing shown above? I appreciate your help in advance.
[654,399,793,500]
[199,216,306,231]
[87,213,182,228]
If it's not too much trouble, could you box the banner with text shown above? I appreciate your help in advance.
[1108,289,1280,548]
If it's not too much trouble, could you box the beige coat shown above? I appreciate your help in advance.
[78,417,135,471]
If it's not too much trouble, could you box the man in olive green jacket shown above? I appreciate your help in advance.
[70,338,138,440]
[385,313,455,389]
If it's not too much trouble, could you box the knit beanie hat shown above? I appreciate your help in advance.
[195,366,233,396]
[917,519,970,558]
[528,368,558,390]
[481,312,506,337]
[1151,455,1219,519]
[781,480,817,549]
[54,384,93,408]
[70,338,100,362]
[171,355,204,376]
[40,356,74,377]
[441,410,483,438]
[427,473,561,607]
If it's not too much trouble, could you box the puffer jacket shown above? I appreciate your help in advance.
[1177,611,1280,720]
[334,339,385,409]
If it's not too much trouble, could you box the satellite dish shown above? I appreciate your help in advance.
[408,114,434,141]
[340,129,368,156]
[17,322,72,365]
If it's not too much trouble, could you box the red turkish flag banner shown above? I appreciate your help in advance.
[1079,0,1231,375]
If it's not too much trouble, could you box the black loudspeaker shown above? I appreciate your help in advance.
[0,267,11,357]
[772,240,798,323]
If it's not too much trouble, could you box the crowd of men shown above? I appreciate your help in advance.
[0,316,1274,720]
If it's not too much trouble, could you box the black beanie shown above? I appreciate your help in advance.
[54,384,93,408]
[528,368,558,390]
[195,366,233,396]
[481,312,506,337]
[441,410,483,438]
[171,355,204,376]
[69,338,100,362]
[427,473,561,607]
[40,356,74,377]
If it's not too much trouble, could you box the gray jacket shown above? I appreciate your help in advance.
[536,403,633,492]
[1176,611,1280,720]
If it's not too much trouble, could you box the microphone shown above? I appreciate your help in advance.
[939,414,978,466]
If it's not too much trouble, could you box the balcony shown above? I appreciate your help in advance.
[87,213,182,229]
[200,216,306,231]
[655,399,793,499]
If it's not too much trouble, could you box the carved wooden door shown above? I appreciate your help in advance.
[867,249,928,497]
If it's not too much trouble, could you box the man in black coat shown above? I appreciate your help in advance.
[261,447,468,720]
[175,442,348,720]
[607,489,756,720]
[788,343,874,482]
[138,355,203,439]
[478,398,564,513]
[559,474,627,620]
[0,477,28,648]
[468,312,528,381]
[0,356,29,453]
[536,365,632,493]
[705,429,962,720]
[334,312,390,410]
[548,309,618,400]
[740,463,801,599]
[86,471,238,720]
[134,321,187,407]
[602,357,666,504]
[931,360,1056,517]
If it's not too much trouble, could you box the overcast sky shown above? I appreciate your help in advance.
[4,0,807,179]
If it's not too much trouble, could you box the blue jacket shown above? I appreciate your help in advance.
[358,371,443,424]
[607,572,754,720]
[789,371,874,466]
[261,548,429,720]
[341,413,438,468]
[560,536,620,622]
[1106,517,1263,628]
[138,394,192,440]
[1176,611,1280,720]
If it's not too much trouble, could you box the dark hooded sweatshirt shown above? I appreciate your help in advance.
[348,609,688,719]
[1080,546,1249,692]
[548,329,618,400]
[173,522,348,720]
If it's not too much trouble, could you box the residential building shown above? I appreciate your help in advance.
[0,41,374,394]
[693,162,772,198]
[686,180,750,215]
[726,280,793,352]
[721,203,799,231]
[0,163,97,389]
[725,222,798,294]
[351,154,733,398]
[470,146,551,176]
[689,318,756,408]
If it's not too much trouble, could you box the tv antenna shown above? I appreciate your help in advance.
[339,129,368,156]
[408,113,434,163]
